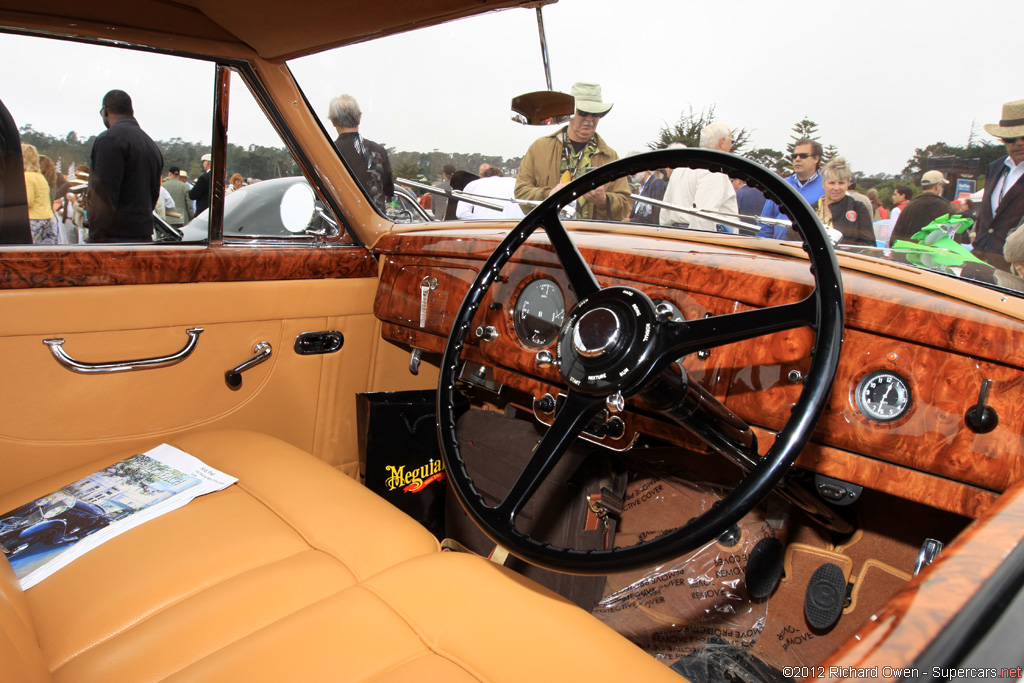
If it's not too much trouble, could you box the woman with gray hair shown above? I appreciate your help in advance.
[814,157,875,246]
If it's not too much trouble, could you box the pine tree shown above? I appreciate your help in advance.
[822,144,840,165]
[786,118,820,156]
[746,148,787,175]
[648,105,750,153]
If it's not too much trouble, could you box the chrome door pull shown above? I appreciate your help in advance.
[225,341,272,389]
[44,328,204,374]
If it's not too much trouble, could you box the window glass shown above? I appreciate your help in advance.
[288,9,544,224]
[286,0,1021,293]
[0,33,213,245]
[179,69,343,242]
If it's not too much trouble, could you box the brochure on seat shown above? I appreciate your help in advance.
[0,444,237,590]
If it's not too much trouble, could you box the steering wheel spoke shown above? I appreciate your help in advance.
[495,391,601,522]
[540,214,602,300]
[659,296,819,359]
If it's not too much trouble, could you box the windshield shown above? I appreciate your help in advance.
[287,0,1023,296]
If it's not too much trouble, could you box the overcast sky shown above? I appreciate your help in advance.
[2,0,1017,177]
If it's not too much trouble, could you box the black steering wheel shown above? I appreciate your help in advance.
[437,148,843,574]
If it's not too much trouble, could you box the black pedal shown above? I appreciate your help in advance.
[804,562,846,630]
[745,537,784,599]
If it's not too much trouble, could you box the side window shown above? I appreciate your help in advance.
[0,32,213,246]
[288,55,431,225]
[179,69,345,242]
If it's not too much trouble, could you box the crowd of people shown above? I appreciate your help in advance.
[374,81,1021,275]
[0,90,260,245]
[504,84,1024,273]
[3,82,1022,274]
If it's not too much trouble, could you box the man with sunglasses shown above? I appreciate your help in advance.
[973,99,1024,270]
[755,138,824,239]
[515,82,630,221]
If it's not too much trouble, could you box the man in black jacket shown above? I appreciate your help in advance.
[889,170,952,245]
[87,90,163,243]
[327,94,393,212]
[973,99,1024,270]
[189,153,212,216]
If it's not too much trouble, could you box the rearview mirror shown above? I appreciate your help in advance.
[510,90,574,126]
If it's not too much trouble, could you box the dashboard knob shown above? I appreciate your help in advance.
[535,394,556,413]
[965,379,998,434]
[605,416,625,439]
[475,325,499,342]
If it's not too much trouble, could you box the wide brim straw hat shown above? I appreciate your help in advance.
[983,99,1024,138]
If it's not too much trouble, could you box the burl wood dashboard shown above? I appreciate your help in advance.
[372,228,1024,519]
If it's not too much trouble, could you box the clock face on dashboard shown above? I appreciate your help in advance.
[855,370,911,423]
[513,278,565,348]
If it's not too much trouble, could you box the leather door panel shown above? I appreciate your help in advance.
[0,278,379,495]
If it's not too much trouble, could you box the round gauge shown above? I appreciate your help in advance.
[513,278,565,348]
[855,370,911,423]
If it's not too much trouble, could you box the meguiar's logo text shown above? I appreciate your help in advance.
[385,460,446,493]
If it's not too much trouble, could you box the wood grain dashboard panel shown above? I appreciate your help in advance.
[0,244,377,288]
[373,230,1024,509]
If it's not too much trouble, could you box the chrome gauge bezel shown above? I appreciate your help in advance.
[855,369,912,423]
[511,277,566,349]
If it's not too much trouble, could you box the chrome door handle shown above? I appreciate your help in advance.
[43,328,204,374]
[225,341,272,389]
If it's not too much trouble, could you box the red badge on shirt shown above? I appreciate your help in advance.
[846,210,858,222]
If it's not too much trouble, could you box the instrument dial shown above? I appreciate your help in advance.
[513,278,565,348]
[855,370,911,423]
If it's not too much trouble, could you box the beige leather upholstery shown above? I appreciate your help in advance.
[0,279,386,492]
[0,430,682,682]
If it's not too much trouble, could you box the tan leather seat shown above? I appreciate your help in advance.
[1,430,682,682]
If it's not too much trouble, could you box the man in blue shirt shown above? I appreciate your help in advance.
[756,138,824,239]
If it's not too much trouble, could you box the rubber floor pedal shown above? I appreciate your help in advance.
[804,562,846,630]
[745,537,784,599]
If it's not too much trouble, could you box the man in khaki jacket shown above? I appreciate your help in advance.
[515,82,630,221]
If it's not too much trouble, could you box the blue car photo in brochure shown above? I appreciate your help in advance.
[0,453,202,581]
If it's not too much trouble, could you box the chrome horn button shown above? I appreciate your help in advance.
[557,287,662,397]
[572,307,621,357]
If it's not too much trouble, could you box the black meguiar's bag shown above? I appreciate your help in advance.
[357,390,460,540]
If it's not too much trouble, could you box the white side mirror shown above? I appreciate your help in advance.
[280,183,316,234]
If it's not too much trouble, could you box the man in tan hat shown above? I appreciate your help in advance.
[514,82,630,221]
[973,98,1024,270]
[889,170,952,244]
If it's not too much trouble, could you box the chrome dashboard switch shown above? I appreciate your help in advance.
[419,276,438,328]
